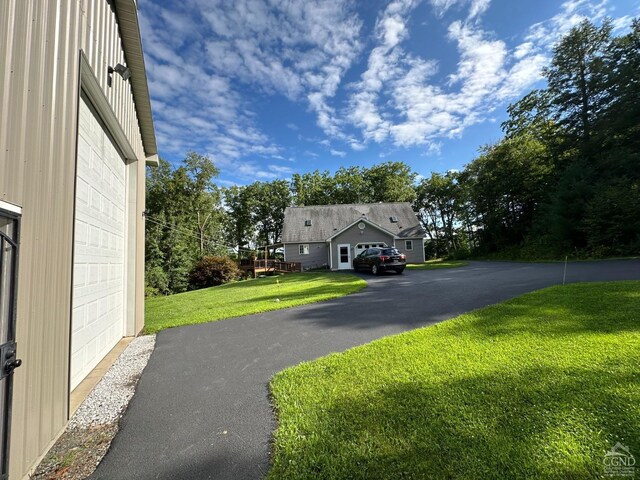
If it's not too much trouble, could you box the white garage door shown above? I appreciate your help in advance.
[355,242,387,256]
[70,96,127,391]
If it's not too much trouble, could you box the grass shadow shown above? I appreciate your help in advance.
[269,281,640,479]
[270,364,640,479]
[460,281,640,338]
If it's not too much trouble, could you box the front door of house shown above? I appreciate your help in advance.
[0,203,22,479]
[337,244,351,270]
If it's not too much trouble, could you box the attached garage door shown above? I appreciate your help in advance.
[355,242,387,256]
[70,95,127,390]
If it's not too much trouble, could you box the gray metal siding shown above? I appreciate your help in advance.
[0,1,148,477]
[331,224,395,269]
[284,242,329,270]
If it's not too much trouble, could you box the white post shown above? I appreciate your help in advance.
[562,256,568,285]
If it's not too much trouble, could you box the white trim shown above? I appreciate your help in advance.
[405,240,414,251]
[0,200,21,215]
[71,91,131,388]
[78,80,136,337]
[124,160,136,336]
[79,52,137,161]
[326,217,398,241]
[328,240,333,270]
[337,244,351,270]
[145,153,159,166]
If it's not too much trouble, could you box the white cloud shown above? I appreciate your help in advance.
[468,0,490,19]
[610,15,634,33]
[216,179,240,187]
[267,164,295,175]
[347,0,417,144]
[349,140,367,151]
[212,157,294,181]
[140,0,362,175]
[141,0,632,172]
[425,142,443,156]
[525,0,608,47]
[429,0,491,19]
[195,0,362,133]
[513,41,534,60]
[344,0,627,149]
[348,0,516,148]
[447,21,506,97]
[429,0,460,17]
[349,7,522,148]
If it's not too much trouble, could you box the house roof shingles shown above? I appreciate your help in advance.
[282,202,425,243]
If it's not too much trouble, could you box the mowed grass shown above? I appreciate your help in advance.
[145,273,366,334]
[269,281,640,480]
[406,258,468,269]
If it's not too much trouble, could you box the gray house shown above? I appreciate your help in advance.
[282,203,426,270]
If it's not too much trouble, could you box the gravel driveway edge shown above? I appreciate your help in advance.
[32,334,156,479]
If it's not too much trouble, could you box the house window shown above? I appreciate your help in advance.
[299,244,309,255]
[405,240,413,251]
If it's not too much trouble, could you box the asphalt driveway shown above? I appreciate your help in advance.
[91,260,640,480]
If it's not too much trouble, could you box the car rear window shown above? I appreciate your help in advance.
[381,248,401,255]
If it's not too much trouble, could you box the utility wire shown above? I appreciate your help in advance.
[143,213,260,254]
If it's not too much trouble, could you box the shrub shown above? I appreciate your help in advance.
[190,256,241,289]
[447,247,471,260]
[145,285,161,297]
[146,265,170,296]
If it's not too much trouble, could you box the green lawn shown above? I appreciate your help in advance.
[406,258,468,269]
[145,273,366,333]
[269,281,640,479]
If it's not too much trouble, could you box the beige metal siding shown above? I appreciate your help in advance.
[0,1,148,477]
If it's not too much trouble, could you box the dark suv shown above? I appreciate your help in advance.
[353,247,406,275]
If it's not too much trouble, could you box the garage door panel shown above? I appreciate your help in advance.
[73,281,123,307]
[71,307,122,354]
[71,96,126,391]
[75,242,124,261]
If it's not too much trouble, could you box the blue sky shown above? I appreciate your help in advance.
[138,0,639,185]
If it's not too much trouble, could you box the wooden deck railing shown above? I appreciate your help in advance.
[238,259,303,276]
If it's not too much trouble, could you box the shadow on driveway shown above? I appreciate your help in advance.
[91,260,640,480]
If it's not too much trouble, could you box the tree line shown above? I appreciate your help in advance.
[418,19,639,259]
[146,18,639,294]
[144,158,417,294]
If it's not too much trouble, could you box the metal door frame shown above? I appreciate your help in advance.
[0,201,21,480]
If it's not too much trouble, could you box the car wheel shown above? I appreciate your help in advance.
[396,268,404,274]
[371,264,380,275]
[353,264,359,272]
